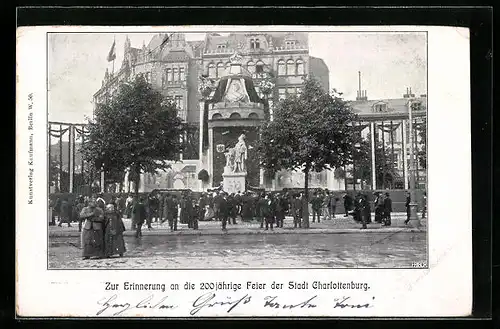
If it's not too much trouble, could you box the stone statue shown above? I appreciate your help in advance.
[234,134,248,173]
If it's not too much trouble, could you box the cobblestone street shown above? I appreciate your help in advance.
[49,214,427,269]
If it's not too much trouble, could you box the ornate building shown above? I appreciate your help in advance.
[93,32,331,192]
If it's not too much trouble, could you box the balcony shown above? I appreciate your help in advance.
[209,101,265,121]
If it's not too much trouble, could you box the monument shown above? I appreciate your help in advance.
[222,134,248,194]
[205,51,266,191]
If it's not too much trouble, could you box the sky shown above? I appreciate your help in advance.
[48,31,426,124]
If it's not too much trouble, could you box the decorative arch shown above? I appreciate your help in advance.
[212,113,223,120]
[277,59,286,76]
[208,62,216,78]
[229,112,241,119]
[248,112,259,119]
[247,61,255,73]
[286,59,296,75]
[296,58,305,75]
[217,62,225,78]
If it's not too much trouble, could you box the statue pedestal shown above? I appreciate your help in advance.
[222,168,246,194]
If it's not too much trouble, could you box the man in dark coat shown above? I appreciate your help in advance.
[219,193,229,231]
[383,192,393,226]
[241,192,253,222]
[291,193,302,228]
[343,193,353,217]
[404,192,411,225]
[311,192,323,223]
[58,198,72,227]
[74,196,86,232]
[227,193,237,225]
[213,192,222,222]
[274,193,285,228]
[359,195,369,229]
[261,193,274,230]
[257,193,267,228]
[132,197,147,238]
[374,192,384,223]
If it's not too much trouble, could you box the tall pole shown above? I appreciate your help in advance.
[402,119,408,189]
[69,125,74,193]
[407,98,419,227]
[370,122,376,190]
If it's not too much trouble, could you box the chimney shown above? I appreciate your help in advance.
[356,72,368,101]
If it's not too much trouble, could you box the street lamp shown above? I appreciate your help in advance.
[407,98,420,227]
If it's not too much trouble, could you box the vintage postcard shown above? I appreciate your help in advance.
[16,25,471,317]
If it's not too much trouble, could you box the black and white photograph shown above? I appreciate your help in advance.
[16,22,473,317]
[47,30,428,270]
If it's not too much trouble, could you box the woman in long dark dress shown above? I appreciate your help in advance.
[104,204,126,258]
[80,201,105,259]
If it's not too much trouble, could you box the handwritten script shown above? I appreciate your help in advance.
[96,293,375,316]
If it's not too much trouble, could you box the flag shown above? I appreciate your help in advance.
[107,40,116,62]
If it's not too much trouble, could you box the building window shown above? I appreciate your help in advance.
[166,68,173,82]
[277,60,286,76]
[216,62,225,78]
[208,63,216,78]
[175,95,185,120]
[250,38,261,49]
[296,59,305,75]
[287,87,296,96]
[374,104,387,112]
[256,61,264,73]
[179,67,185,81]
[226,62,231,74]
[278,88,286,100]
[145,72,151,83]
[287,59,296,75]
[217,44,227,49]
[172,68,178,81]
[247,61,255,73]
[296,87,302,97]
[285,40,296,48]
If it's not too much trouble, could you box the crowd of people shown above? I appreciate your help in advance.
[47,189,427,260]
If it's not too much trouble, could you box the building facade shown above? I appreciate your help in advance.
[349,89,427,190]
[93,32,333,192]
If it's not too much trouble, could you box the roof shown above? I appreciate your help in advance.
[350,97,427,115]
[160,50,191,63]
[187,40,205,58]
[203,32,309,53]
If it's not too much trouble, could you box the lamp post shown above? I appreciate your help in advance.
[353,142,361,190]
[407,98,420,227]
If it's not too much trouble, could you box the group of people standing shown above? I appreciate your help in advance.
[76,194,126,260]
[342,191,393,229]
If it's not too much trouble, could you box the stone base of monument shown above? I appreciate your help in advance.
[222,169,247,194]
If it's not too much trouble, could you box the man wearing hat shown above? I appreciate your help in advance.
[383,192,393,226]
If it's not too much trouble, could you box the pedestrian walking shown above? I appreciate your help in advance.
[132,197,147,238]
[80,201,105,259]
[383,192,392,226]
[104,204,126,258]
[213,192,222,221]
